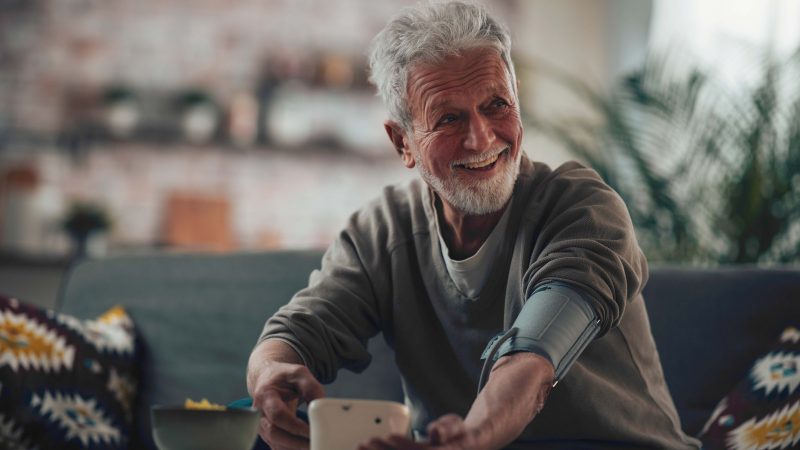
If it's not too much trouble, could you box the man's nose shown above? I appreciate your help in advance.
[463,114,495,151]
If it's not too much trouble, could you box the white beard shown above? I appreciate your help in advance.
[415,149,520,215]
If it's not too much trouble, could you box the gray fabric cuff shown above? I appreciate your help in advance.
[481,281,599,381]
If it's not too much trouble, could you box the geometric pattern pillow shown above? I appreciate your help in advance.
[699,326,800,450]
[0,294,139,450]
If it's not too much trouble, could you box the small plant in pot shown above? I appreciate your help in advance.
[104,85,140,138]
[176,89,219,144]
[61,201,112,258]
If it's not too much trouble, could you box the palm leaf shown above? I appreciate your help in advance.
[520,49,800,264]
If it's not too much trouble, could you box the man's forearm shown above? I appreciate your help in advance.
[246,338,306,395]
[464,352,554,449]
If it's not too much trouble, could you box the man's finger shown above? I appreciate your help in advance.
[261,390,311,438]
[294,372,326,403]
[260,417,310,450]
[384,433,427,450]
[357,436,405,450]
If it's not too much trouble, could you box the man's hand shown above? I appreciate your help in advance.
[357,414,480,450]
[356,352,554,450]
[247,340,325,450]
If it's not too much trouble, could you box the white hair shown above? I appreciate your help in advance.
[368,1,516,130]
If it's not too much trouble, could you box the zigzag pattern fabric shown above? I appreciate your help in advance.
[700,327,800,450]
[0,295,139,450]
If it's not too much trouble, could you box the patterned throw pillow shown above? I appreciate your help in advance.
[699,326,800,450]
[0,294,139,450]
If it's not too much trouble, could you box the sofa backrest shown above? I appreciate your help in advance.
[59,250,402,450]
[642,266,800,436]
[60,251,800,445]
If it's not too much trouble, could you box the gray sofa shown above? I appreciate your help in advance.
[58,250,800,449]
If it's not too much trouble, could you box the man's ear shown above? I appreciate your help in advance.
[384,121,415,168]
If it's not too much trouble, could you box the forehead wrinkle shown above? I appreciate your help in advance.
[426,78,506,113]
[411,61,512,117]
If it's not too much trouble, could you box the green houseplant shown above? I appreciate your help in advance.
[175,89,219,144]
[104,84,140,138]
[61,201,112,258]
[524,50,800,265]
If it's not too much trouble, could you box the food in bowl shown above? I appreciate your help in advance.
[183,398,226,411]
[151,403,259,450]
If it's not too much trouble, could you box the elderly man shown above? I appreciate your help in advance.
[247,2,700,449]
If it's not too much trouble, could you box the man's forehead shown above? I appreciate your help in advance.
[409,48,506,80]
[408,50,512,104]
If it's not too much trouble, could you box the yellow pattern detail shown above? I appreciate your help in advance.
[0,314,64,362]
[730,402,800,450]
[781,327,800,343]
[97,306,128,325]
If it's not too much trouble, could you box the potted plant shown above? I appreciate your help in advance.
[61,201,112,258]
[176,89,219,144]
[104,85,140,138]
[523,49,800,265]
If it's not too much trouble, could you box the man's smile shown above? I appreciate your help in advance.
[453,148,509,172]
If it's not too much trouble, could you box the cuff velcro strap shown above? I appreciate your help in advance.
[481,282,600,382]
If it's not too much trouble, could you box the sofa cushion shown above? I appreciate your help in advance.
[643,267,800,436]
[0,294,138,450]
[698,326,799,449]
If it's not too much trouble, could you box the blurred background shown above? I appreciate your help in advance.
[1,0,799,307]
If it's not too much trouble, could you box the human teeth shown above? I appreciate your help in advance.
[463,153,500,169]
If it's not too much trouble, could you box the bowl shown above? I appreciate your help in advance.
[151,405,260,450]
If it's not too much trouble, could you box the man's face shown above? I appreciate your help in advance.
[401,47,523,216]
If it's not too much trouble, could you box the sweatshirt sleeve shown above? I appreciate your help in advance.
[521,161,648,336]
[258,208,390,384]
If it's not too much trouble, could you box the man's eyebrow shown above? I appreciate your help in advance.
[426,85,511,112]
[427,98,452,113]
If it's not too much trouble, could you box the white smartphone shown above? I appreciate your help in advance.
[308,398,411,450]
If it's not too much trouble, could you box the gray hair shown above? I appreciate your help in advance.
[368,1,516,130]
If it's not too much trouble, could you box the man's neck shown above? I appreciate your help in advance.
[436,195,509,261]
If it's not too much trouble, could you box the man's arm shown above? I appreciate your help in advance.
[358,353,553,450]
[251,204,393,449]
[247,339,325,450]
[459,352,554,448]
[360,283,595,450]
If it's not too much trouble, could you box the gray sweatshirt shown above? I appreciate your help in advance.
[261,157,700,448]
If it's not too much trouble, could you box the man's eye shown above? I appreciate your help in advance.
[437,114,458,125]
[491,99,509,109]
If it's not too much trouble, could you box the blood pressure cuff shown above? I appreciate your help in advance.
[481,281,600,382]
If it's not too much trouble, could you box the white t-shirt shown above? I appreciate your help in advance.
[433,200,512,300]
